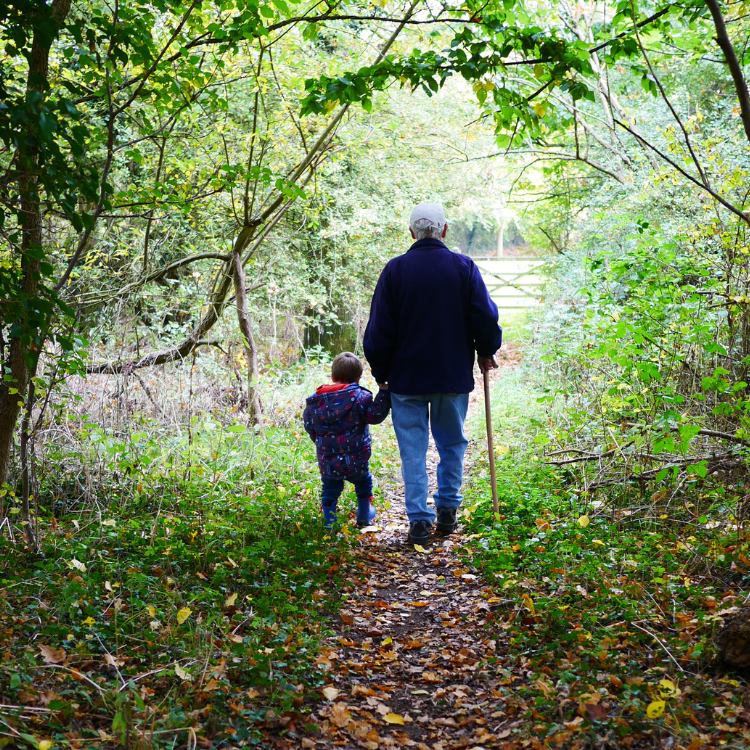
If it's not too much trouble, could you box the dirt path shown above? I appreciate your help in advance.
[304,355,523,750]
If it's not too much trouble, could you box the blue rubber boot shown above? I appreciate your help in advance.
[356,496,377,528]
[322,503,338,529]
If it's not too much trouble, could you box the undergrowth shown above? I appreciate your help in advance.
[0,370,372,748]
[461,366,750,748]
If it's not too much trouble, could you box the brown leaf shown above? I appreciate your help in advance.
[39,690,61,707]
[39,644,66,665]
[586,703,608,721]
[330,702,351,728]
[422,671,441,683]
[352,684,376,697]
[202,678,221,692]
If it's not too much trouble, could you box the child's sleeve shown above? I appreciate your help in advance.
[363,389,391,425]
[302,402,316,441]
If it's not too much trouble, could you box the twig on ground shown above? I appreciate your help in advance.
[631,621,688,674]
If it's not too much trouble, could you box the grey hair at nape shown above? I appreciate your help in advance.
[411,218,445,240]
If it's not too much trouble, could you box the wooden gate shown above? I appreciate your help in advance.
[473,257,546,310]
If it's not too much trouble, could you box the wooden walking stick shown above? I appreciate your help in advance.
[483,367,500,515]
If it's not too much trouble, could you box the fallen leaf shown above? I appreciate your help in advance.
[413,544,428,553]
[353,685,376,696]
[384,713,405,725]
[38,645,66,665]
[176,607,191,624]
[522,593,535,615]
[534,678,555,699]
[577,515,590,528]
[174,664,192,681]
[658,679,681,698]
[329,702,351,727]
[246,688,260,699]
[38,742,56,750]
[647,700,665,719]
[225,593,238,608]
[322,687,340,701]
[203,678,221,692]
[586,702,608,721]
[104,654,124,668]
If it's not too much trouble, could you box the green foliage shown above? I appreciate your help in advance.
[0,414,357,746]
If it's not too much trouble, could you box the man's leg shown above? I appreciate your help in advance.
[430,393,470,529]
[391,394,433,524]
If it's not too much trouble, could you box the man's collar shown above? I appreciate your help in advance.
[407,237,449,251]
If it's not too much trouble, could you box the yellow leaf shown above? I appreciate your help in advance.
[577,515,590,528]
[81,616,95,627]
[592,539,606,546]
[413,544,427,553]
[658,679,681,698]
[533,102,547,118]
[384,713,405,725]
[225,593,238,608]
[147,605,156,617]
[176,607,192,625]
[322,687,339,701]
[174,663,192,681]
[646,700,665,718]
[38,742,56,750]
[522,593,536,616]
[382,636,393,646]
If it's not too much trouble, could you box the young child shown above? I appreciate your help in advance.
[303,352,391,528]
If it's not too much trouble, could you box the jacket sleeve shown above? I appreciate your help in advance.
[302,402,316,441]
[468,261,503,357]
[363,389,391,424]
[363,265,396,384]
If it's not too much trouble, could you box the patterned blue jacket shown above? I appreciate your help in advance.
[303,383,391,479]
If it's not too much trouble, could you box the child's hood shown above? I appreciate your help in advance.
[305,383,369,425]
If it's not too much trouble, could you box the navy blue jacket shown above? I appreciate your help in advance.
[363,238,502,394]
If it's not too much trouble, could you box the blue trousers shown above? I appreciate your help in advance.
[321,471,374,526]
[391,393,470,523]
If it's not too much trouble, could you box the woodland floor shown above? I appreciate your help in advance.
[286,363,536,750]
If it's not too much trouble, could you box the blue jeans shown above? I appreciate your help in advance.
[320,471,374,526]
[391,393,470,523]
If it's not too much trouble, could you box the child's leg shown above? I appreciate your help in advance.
[352,471,376,526]
[321,478,344,527]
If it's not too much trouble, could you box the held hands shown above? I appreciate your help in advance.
[477,355,499,374]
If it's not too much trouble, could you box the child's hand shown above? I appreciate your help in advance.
[378,382,389,391]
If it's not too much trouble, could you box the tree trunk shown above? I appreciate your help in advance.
[232,249,263,425]
[0,0,72,496]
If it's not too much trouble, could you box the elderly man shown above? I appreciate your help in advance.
[363,202,503,546]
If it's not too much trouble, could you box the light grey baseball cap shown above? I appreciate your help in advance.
[409,202,447,231]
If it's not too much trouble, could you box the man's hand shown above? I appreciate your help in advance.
[378,383,389,391]
[477,355,499,374]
